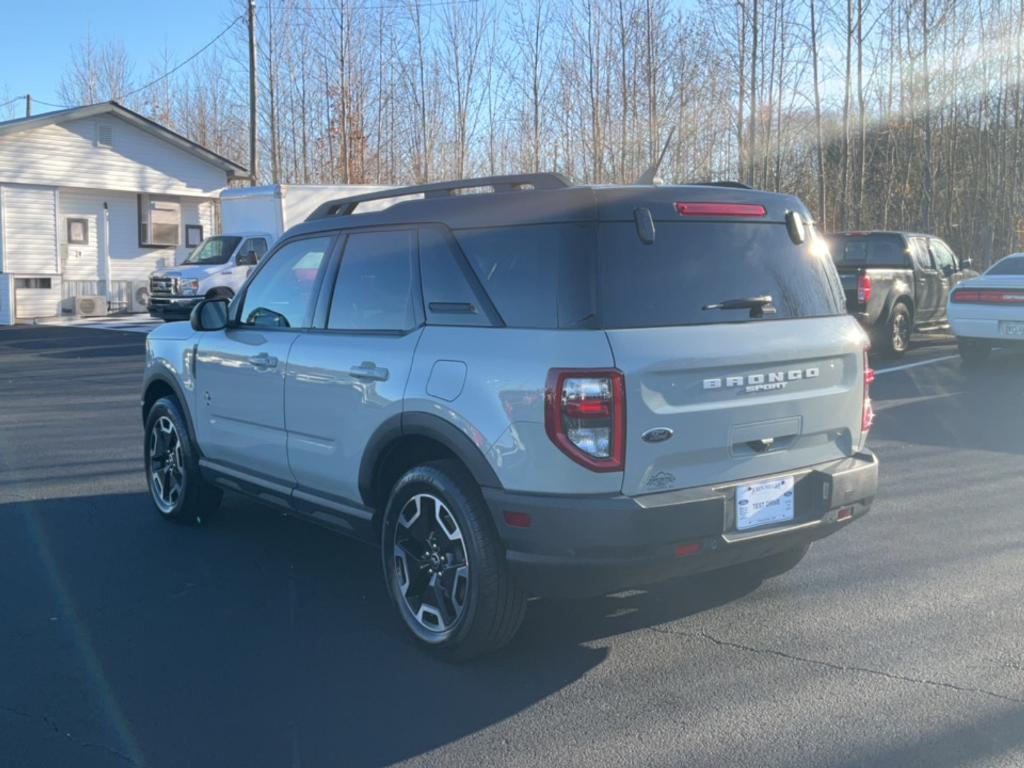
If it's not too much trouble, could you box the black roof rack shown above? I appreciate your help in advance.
[306,172,573,220]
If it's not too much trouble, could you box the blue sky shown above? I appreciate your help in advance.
[0,0,239,113]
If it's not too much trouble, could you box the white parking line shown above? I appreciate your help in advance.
[874,354,959,376]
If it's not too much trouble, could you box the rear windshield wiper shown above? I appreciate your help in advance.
[702,295,777,318]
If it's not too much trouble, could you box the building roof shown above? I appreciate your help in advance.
[0,101,247,177]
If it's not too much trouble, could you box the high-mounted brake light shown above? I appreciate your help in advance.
[675,202,767,218]
[862,349,875,433]
[951,288,1024,304]
[545,369,625,472]
[858,273,873,304]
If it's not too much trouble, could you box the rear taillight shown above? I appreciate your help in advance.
[675,202,767,217]
[545,369,625,472]
[857,273,873,304]
[862,349,875,433]
[951,288,1024,304]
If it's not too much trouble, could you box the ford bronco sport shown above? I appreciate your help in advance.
[142,174,879,659]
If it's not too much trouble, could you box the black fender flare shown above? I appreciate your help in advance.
[882,284,914,327]
[142,372,201,452]
[358,412,503,506]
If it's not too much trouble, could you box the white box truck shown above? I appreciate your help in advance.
[147,184,389,321]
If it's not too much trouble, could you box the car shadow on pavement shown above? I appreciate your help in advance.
[2,490,767,768]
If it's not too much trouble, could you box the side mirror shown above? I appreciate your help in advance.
[959,256,973,270]
[190,298,229,331]
[237,250,258,266]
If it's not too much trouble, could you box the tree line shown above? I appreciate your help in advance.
[19,0,1024,264]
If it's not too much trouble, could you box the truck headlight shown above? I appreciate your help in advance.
[181,279,200,296]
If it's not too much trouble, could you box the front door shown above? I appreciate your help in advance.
[194,234,335,483]
[285,229,422,506]
[929,239,958,323]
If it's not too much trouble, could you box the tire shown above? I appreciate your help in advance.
[381,460,527,660]
[143,396,222,523]
[725,543,811,583]
[958,338,991,366]
[878,302,912,357]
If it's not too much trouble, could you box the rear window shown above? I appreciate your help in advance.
[597,221,845,328]
[987,256,1024,276]
[828,233,909,267]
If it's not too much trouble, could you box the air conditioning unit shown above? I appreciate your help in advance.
[129,281,150,313]
[74,295,108,317]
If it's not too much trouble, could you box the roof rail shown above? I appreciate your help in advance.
[306,172,573,220]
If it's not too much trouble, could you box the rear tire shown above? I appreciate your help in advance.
[878,302,912,357]
[381,460,526,660]
[958,338,991,366]
[143,397,222,523]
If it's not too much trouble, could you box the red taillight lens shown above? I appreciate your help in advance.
[858,273,873,304]
[675,202,767,217]
[545,369,625,472]
[862,349,875,432]
[951,288,1024,304]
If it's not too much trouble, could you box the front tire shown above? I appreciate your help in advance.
[958,338,991,366]
[144,397,222,523]
[381,461,526,660]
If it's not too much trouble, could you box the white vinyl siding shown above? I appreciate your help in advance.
[0,115,227,196]
[1,185,58,275]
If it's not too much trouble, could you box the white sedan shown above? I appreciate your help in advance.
[948,252,1024,363]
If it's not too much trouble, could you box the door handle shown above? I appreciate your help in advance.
[349,362,389,382]
[248,353,278,369]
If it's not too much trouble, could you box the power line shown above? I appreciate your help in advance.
[31,97,70,109]
[0,96,25,109]
[114,14,244,102]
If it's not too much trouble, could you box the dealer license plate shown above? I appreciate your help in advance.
[1000,321,1024,338]
[736,476,795,531]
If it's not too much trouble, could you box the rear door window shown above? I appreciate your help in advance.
[597,221,845,328]
[327,229,418,332]
[828,234,909,267]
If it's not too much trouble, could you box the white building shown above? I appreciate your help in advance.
[0,101,245,325]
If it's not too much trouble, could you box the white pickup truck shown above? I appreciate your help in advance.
[148,184,387,321]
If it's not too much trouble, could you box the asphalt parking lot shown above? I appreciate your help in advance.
[2,326,1023,768]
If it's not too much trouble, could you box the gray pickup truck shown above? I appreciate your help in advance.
[828,231,978,355]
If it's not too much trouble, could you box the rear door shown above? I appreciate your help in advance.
[284,228,423,507]
[909,236,940,323]
[929,239,957,322]
[598,215,865,497]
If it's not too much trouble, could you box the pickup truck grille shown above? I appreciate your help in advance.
[149,276,177,298]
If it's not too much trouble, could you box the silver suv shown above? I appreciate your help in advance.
[142,174,879,659]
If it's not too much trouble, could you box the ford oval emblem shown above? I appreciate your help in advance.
[641,427,674,443]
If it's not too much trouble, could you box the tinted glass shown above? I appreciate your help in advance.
[910,238,933,269]
[986,256,1024,275]
[828,234,909,267]
[185,236,242,265]
[598,221,845,328]
[419,227,490,326]
[328,230,417,332]
[931,241,956,271]
[240,236,332,328]
[456,224,594,328]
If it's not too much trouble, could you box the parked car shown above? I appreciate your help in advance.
[142,174,879,659]
[827,231,978,356]
[147,233,272,321]
[948,252,1024,364]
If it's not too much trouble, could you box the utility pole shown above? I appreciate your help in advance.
[247,0,259,186]
[25,94,31,117]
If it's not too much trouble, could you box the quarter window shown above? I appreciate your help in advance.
[239,236,333,329]
[327,230,417,332]
[419,227,490,326]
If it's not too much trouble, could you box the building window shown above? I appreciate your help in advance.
[15,278,52,289]
[67,218,89,245]
[138,194,181,247]
[185,224,204,248]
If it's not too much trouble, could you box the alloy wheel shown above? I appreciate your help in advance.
[148,415,185,514]
[892,311,910,352]
[392,493,470,633]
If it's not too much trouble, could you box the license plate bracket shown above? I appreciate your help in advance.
[735,476,796,531]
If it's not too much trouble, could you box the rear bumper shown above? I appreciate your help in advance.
[148,297,199,320]
[950,314,1024,344]
[485,451,879,598]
